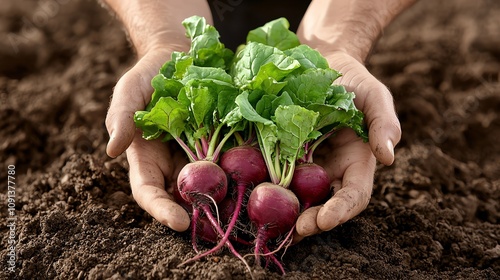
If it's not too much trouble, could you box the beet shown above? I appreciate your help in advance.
[176,160,245,264]
[247,183,300,240]
[289,163,331,209]
[247,182,300,273]
[219,145,269,185]
[177,161,228,205]
[182,146,268,265]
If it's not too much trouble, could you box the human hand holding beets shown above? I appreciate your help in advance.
[102,0,413,241]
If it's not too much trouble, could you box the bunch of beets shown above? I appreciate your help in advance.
[134,16,368,274]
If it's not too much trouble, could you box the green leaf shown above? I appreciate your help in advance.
[221,106,243,127]
[190,25,220,52]
[181,65,233,85]
[255,94,276,119]
[137,97,189,138]
[284,45,330,71]
[185,21,234,69]
[274,105,319,162]
[255,121,279,183]
[172,52,194,80]
[216,84,240,120]
[256,122,278,156]
[255,91,294,120]
[246,17,300,51]
[159,60,175,78]
[195,44,234,69]
[349,110,369,141]
[235,91,273,125]
[184,82,217,128]
[271,91,294,112]
[284,68,341,106]
[247,89,266,107]
[182,16,208,39]
[133,111,162,140]
[306,103,355,131]
[327,87,355,111]
[182,74,239,123]
[307,98,368,141]
[231,42,301,88]
[177,87,190,107]
[329,84,347,94]
[250,62,293,92]
[147,75,183,111]
[257,77,288,95]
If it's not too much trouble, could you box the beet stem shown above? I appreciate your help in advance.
[306,129,336,163]
[195,140,205,160]
[201,136,209,156]
[234,131,245,146]
[206,125,223,159]
[211,126,237,162]
[174,136,198,162]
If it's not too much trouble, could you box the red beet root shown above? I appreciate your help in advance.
[184,146,268,264]
[177,161,228,205]
[289,163,331,209]
[247,182,300,272]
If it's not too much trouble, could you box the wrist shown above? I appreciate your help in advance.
[298,0,417,63]
[102,0,212,58]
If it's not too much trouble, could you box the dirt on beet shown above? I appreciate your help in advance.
[1,0,499,279]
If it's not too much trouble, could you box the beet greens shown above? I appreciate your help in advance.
[133,16,368,275]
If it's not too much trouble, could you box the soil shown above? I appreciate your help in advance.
[1,0,499,279]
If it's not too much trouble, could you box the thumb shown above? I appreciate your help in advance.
[105,50,171,158]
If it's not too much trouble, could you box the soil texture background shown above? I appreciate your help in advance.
[1,0,499,279]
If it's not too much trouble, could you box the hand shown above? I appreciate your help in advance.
[102,0,213,232]
[105,47,191,231]
[293,51,401,242]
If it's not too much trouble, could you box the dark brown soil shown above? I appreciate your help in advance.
[1,0,499,279]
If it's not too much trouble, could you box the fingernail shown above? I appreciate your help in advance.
[107,132,114,148]
[106,132,116,158]
[387,139,395,159]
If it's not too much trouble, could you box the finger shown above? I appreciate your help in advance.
[291,231,305,245]
[333,55,402,165]
[127,131,190,232]
[295,205,322,237]
[105,50,172,158]
[316,158,375,231]
[359,80,401,165]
